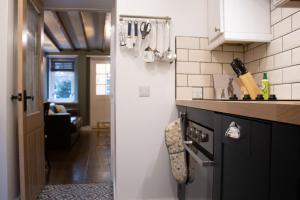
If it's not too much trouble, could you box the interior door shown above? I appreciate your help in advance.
[90,58,111,127]
[208,0,224,42]
[17,0,45,199]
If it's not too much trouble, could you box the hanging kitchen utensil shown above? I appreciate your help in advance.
[140,21,152,39]
[133,21,138,47]
[153,21,162,60]
[126,21,134,49]
[163,21,176,64]
[143,46,155,63]
[119,21,126,46]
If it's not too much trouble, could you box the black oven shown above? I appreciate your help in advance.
[179,119,215,200]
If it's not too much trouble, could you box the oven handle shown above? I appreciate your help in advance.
[184,144,215,167]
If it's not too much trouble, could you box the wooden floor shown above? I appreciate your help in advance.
[47,128,111,184]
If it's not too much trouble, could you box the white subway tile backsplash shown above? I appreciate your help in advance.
[177,37,200,49]
[247,43,261,51]
[245,50,254,63]
[223,64,236,76]
[292,83,300,99]
[260,56,274,71]
[177,49,189,61]
[189,50,211,62]
[203,88,215,99]
[292,46,300,65]
[247,60,260,74]
[234,52,244,62]
[283,65,300,83]
[253,73,263,86]
[282,8,300,18]
[176,75,188,86]
[253,44,267,60]
[268,69,283,84]
[177,62,200,74]
[212,51,233,63]
[192,87,203,99]
[271,8,282,25]
[274,50,292,68]
[177,17,300,101]
[292,11,300,30]
[267,38,283,56]
[274,17,292,38]
[223,45,244,52]
[283,29,300,50]
[200,38,209,50]
[201,63,223,74]
[177,87,193,100]
[188,75,211,87]
[273,84,292,100]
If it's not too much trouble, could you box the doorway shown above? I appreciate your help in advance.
[35,2,113,199]
[90,58,111,128]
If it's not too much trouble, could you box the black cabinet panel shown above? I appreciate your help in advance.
[177,106,187,117]
[187,107,214,129]
[270,123,300,200]
[215,114,271,200]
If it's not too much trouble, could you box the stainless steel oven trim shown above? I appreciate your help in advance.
[184,144,215,167]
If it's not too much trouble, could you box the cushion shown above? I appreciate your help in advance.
[55,105,67,113]
[48,109,55,115]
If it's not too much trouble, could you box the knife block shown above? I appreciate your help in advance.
[239,72,260,100]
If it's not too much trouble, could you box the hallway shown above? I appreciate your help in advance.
[47,129,111,184]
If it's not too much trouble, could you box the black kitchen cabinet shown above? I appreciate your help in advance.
[214,114,271,200]
[270,123,300,200]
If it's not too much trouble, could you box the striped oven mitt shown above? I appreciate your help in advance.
[165,119,187,184]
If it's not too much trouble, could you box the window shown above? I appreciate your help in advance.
[48,58,76,102]
[96,63,110,95]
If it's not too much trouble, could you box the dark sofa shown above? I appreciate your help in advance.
[44,102,82,149]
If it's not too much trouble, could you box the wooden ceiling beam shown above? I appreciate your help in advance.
[53,11,76,50]
[79,11,90,50]
[44,24,62,52]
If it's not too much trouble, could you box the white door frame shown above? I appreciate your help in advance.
[89,57,111,127]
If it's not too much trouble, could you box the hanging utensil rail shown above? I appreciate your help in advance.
[119,14,171,21]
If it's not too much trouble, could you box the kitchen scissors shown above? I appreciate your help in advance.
[140,22,152,39]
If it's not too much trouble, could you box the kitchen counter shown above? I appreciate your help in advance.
[176,100,300,126]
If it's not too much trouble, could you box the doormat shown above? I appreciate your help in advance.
[38,182,113,200]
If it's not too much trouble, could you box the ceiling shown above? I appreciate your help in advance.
[44,10,111,53]
[44,0,114,10]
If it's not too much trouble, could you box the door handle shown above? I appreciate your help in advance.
[11,93,22,102]
[215,27,221,32]
[225,121,241,139]
[23,90,34,112]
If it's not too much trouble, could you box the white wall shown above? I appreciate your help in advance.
[114,0,207,199]
[0,0,19,199]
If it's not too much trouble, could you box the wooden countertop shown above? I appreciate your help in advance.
[176,100,300,126]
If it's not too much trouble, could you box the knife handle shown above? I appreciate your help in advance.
[128,21,132,36]
[134,21,138,37]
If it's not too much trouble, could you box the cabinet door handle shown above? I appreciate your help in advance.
[215,27,221,32]
[225,121,241,139]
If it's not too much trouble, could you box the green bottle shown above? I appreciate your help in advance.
[261,73,270,100]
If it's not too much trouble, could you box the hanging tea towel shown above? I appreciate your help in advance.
[165,119,187,184]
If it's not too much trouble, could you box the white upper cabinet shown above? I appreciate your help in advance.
[208,0,273,50]
[273,0,300,8]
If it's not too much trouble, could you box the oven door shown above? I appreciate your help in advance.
[184,144,214,200]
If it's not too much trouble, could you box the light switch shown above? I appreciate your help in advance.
[139,86,150,97]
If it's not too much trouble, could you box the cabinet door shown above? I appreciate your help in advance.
[219,115,271,200]
[270,123,300,200]
[208,0,224,42]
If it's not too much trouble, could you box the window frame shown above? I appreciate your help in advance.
[47,57,78,103]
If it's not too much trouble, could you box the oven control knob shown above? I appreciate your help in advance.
[194,130,200,139]
[189,127,195,136]
[199,133,209,142]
